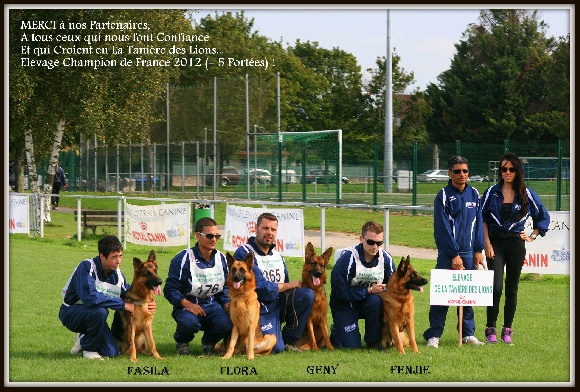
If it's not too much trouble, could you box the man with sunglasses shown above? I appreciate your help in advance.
[164,216,232,356]
[233,212,314,353]
[423,155,486,349]
[329,220,396,350]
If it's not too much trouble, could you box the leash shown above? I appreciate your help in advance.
[119,311,134,355]
[281,288,299,329]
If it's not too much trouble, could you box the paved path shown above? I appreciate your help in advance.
[303,229,437,260]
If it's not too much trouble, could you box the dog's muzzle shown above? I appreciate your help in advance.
[232,275,245,290]
[309,270,322,286]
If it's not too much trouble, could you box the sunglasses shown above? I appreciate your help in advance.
[500,167,517,173]
[451,169,469,174]
[364,238,384,246]
[198,232,221,240]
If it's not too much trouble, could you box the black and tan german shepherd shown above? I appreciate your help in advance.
[112,249,163,363]
[379,255,428,354]
[295,242,334,351]
[221,252,277,360]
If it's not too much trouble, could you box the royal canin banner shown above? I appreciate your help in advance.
[223,205,304,257]
[124,201,190,247]
[522,211,570,275]
[9,194,29,234]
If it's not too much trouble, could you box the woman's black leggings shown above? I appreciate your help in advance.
[486,236,527,329]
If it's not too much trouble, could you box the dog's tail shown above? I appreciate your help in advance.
[255,334,277,354]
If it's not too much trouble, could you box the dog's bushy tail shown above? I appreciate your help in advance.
[255,334,277,353]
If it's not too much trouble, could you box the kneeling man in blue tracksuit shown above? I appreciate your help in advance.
[59,235,156,360]
[233,212,313,353]
[164,217,232,356]
[329,220,396,350]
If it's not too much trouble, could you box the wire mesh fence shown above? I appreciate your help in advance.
[40,138,570,212]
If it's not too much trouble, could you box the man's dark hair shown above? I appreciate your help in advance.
[362,220,384,236]
[447,155,469,170]
[257,212,278,226]
[98,235,123,258]
[195,217,217,233]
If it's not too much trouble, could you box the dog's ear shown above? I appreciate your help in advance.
[148,249,156,263]
[305,242,315,261]
[133,257,143,271]
[321,247,333,265]
[397,256,408,276]
[244,251,254,270]
[226,253,235,269]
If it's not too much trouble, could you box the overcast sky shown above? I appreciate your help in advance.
[191,5,572,92]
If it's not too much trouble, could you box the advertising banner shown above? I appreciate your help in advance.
[522,211,570,275]
[9,194,29,234]
[124,201,190,247]
[223,205,304,257]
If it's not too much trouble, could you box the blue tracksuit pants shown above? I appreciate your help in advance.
[172,301,233,346]
[423,255,476,340]
[329,293,383,349]
[59,304,120,357]
[261,287,314,353]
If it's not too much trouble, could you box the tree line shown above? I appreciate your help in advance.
[9,9,570,193]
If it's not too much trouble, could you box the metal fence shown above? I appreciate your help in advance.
[40,139,570,211]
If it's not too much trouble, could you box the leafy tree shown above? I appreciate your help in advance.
[9,9,191,202]
[165,11,285,166]
[363,52,427,161]
[289,40,370,164]
[169,11,351,169]
[425,9,570,144]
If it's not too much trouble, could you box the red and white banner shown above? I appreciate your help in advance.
[124,201,190,247]
[223,205,304,257]
[522,211,570,275]
[9,194,29,234]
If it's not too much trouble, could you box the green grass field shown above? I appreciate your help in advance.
[6,205,571,385]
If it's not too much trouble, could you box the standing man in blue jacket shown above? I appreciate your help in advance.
[423,156,486,349]
[59,235,156,360]
[164,217,232,356]
[233,212,313,353]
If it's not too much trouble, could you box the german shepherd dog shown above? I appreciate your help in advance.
[295,242,334,351]
[222,252,277,360]
[112,249,163,363]
[379,256,428,354]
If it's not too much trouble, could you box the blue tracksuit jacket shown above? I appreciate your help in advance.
[434,180,484,260]
[61,256,129,309]
[233,237,285,314]
[480,184,550,237]
[329,244,396,310]
[163,244,229,309]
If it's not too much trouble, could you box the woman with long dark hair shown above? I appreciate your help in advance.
[480,152,550,345]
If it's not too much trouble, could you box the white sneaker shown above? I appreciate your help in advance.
[462,336,485,345]
[426,337,440,348]
[83,350,104,360]
[70,333,83,355]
